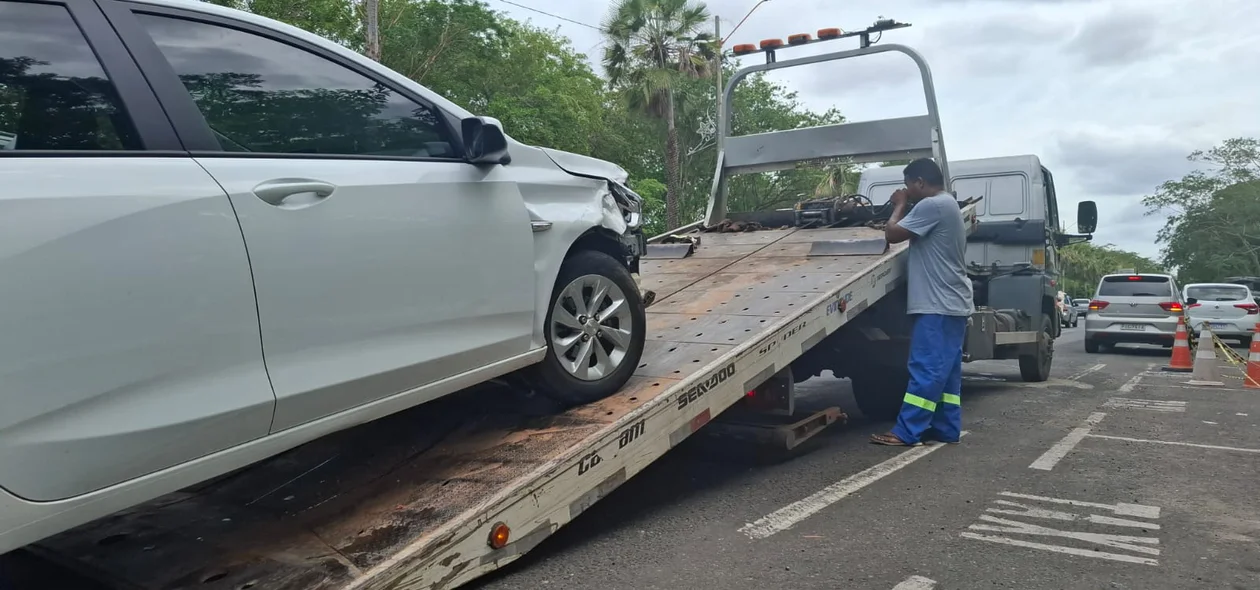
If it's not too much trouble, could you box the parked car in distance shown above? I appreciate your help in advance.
[0,0,648,555]
[1183,283,1259,345]
[1084,273,1183,353]
[1072,297,1091,316]
[1058,294,1078,328]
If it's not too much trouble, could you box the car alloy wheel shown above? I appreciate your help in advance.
[549,274,633,381]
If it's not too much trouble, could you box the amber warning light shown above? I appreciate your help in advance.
[488,522,511,549]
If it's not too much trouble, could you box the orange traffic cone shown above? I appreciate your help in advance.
[1245,323,1260,390]
[1186,325,1224,387]
[1162,315,1193,372]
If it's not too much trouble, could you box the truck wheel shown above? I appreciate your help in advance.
[1019,313,1054,382]
[530,250,646,407]
[849,368,910,421]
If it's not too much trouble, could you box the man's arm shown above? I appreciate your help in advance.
[886,198,939,244]
[885,203,915,244]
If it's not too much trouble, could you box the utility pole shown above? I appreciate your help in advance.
[364,0,381,61]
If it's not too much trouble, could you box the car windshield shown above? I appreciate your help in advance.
[1186,285,1250,302]
[1097,276,1172,297]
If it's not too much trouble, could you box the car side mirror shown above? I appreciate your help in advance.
[1077,201,1098,234]
[461,116,510,165]
[1185,297,1198,305]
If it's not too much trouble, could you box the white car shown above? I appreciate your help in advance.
[0,0,647,554]
[1183,283,1259,344]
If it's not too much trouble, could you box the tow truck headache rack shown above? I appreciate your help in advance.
[26,20,975,590]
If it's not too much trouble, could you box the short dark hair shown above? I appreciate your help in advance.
[903,158,944,187]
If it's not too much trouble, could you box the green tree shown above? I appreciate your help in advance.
[602,0,714,229]
[1142,137,1260,283]
[1059,242,1164,298]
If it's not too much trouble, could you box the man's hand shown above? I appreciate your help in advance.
[890,188,909,208]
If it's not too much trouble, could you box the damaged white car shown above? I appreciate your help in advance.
[0,0,646,554]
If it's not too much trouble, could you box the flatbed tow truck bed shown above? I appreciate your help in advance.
[28,222,932,590]
[24,23,966,590]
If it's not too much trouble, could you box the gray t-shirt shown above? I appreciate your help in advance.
[898,192,974,316]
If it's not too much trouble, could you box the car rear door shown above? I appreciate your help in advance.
[0,0,273,502]
[104,2,538,432]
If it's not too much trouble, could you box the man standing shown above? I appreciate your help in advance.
[870,158,974,446]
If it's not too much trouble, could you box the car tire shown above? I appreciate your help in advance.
[529,250,647,407]
[1019,313,1054,382]
[1085,338,1100,353]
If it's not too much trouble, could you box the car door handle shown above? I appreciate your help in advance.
[252,179,336,208]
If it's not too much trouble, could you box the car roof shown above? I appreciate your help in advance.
[1099,273,1174,281]
[1184,283,1254,293]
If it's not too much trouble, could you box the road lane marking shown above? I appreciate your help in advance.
[1086,434,1260,454]
[1102,398,1187,412]
[738,432,969,539]
[1118,373,1144,393]
[996,492,1160,519]
[987,500,1161,529]
[1029,412,1106,471]
[892,575,937,590]
[1068,363,1106,380]
[962,492,1161,566]
[959,533,1159,566]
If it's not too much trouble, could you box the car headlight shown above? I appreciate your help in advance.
[608,180,643,230]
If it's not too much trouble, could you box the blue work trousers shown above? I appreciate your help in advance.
[890,313,966,444]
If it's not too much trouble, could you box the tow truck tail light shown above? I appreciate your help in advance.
[1088,300,1108,311]
[1236,303,1260,315]
[1158,302,1184,313]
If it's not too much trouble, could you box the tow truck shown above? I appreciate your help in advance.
[20,20,980,590]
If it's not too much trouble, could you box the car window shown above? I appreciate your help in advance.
[0,2,142,151]
[1097,276,1172,297]
[1186,285,1250,302]
[134,13,456,158]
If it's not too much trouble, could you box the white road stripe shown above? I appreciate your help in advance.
[1118,372,1145,393]
[892,575,937,590]
[738,432,968,539]
[1102,398,1187,412]
[1068,363,1106,381]
[1087,434,1260,454]
[1029,412,1106,471]
[959,532,1159,566]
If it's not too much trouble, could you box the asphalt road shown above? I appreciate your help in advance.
[6,329,1259,590]
[464,327,1260,590]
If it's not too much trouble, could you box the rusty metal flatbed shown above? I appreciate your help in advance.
[30,223,926,590]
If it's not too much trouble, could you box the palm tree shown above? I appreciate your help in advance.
[602,0,714,229]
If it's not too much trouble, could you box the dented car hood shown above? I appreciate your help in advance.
[537,147,629,184]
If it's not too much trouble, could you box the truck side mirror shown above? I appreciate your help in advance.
[1077,201,1098,234]
[462,116,511,165]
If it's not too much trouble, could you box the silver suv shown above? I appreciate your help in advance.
[1084,273,1183,353]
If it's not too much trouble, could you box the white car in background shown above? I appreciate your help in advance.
[0,0,647,555]
[1183,283,1259,345]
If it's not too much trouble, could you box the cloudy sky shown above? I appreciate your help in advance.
[491,0,1260,260]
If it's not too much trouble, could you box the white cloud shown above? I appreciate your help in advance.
[487,0,1260,260]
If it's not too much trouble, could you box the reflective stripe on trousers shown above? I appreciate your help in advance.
[891,313,967,444]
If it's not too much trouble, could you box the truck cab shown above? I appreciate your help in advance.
[857,156,1097,382]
